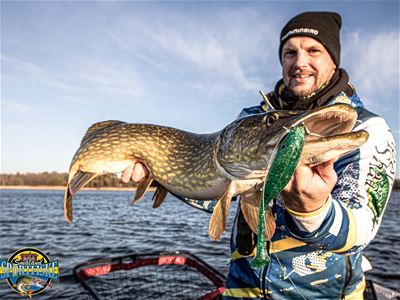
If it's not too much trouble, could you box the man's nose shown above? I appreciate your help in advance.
[294,51,308,68]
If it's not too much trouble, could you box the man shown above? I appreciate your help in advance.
[123,12,396,299]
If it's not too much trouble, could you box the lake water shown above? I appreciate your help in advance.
[0,189,399,299]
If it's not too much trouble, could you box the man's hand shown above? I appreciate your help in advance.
[121,162,149,183]
[281,157,338,213]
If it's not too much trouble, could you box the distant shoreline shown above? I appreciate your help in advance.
[1,184,398,191]
[0,185,155,191]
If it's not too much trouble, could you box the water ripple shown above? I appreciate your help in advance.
[0,189,399,298]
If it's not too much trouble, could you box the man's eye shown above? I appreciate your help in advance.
[309,48,321,54]
[284,50,296,57]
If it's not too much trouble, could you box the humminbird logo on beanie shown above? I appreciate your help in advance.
[281,28,319,41]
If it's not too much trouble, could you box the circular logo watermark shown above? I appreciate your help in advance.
[1,248,59,297]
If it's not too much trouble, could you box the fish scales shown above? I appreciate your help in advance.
[64,104,369,240]
[72,123,225,195]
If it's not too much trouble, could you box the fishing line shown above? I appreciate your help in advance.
[268,237,308,300]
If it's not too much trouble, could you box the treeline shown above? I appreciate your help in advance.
[0,172,136,188]
[1,172,399,189]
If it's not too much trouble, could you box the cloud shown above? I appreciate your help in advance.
[2,55,144,105]
[2,55,49,78]
[2,99,39,113]
[109,7,279,94]
[2,55,82,93]
[74,60,143,101]
[146,17,273,90]
[342,30,399,104]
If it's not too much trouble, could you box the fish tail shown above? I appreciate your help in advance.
[64,170,97,223]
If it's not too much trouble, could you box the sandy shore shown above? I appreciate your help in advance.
[0,185,155,191]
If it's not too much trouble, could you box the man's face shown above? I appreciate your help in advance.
[281,36,336,97]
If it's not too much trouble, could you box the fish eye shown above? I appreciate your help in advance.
[264,113,279,127]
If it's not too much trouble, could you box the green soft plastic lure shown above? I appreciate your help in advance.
[250,125,306,269]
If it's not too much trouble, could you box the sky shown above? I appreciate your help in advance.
[1,1,399,178]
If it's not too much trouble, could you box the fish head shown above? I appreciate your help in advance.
[216,103,368,179]
[30,276,47,288]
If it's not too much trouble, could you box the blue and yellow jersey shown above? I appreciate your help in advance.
[223,90,396,299]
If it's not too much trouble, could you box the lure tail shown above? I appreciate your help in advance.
[250,200,271,269]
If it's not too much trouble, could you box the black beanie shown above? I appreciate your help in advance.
[279,11,342,66]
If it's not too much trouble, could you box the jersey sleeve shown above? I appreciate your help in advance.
[284,114,396,254]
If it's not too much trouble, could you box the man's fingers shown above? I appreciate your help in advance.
[121,165,134,183]
[121,163,149,183]
[314,156,339,185]
[283,165,311,192]
[314,156,338,177]
[131,163,148,182]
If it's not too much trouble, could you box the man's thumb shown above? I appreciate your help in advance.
[314,156,338,183]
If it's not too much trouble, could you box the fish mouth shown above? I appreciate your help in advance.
[290,104,369,165]
[291,103,357,136]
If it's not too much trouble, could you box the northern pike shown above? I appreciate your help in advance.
[13,276,46,298]
[64,103,368,240]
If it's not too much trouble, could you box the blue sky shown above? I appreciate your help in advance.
[1,1,399,177]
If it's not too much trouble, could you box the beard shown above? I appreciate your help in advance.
[282,73,333,110]
[275,68,345,111]
[284,67,335,99]
[288,85,319,98]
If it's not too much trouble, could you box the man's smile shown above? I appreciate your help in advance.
[291,72,314,84]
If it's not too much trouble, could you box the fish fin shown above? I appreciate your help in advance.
[68,171,98,195]
[64,171,97,223]
[209,182,234,240]
[240,190,261,234]
[131,175,154,204]
[240,191,276,239]
[152,185,168,208]
[81,120,125,146]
